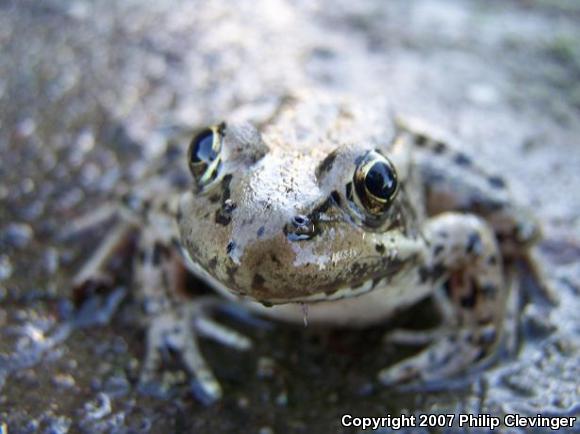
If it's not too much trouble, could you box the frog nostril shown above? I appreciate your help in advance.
[285,215,318,241]
[292,215,309,227]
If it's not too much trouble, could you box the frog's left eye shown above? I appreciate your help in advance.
[188,123,224,188]
[352,150,399,216]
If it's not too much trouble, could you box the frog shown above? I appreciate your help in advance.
[69,94,556,404]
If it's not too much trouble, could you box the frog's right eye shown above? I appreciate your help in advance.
[188,124,224,188]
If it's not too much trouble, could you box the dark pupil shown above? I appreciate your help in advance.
[365,161,396,199]
[191,129,217,164]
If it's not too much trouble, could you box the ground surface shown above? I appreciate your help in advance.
[0,0,579,433]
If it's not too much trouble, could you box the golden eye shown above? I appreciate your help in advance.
[353,150,398,216]
[188,123,224,187]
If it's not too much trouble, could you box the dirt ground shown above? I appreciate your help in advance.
[1,0,579,432]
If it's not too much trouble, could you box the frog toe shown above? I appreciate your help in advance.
[379,329,494,388]
[138,300,252,404]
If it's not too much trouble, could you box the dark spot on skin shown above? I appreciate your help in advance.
[226,241,236,254]
[138,250,146,263]
[252,273,266,291]
[488,255,497,265]
[225,264,238,287]
[470,196,505,213]
[270,254,281,265]
[434,348,454,367]
[345,182,353,202]
[474,348,487,361]
[415,134,427,146]
[330,190,342,207]
[215,199,237,226]
[433,244,444,256]
[466,232,482,255]
[311,195,335,218]
[478,328,497,346]
[316,150,337,176]
[488,176,506,189]
[208,193,221,203]
[460,285,477,309]
[433,142,446,154]
[208,256,218,271]
[375,243,385,254]
[437,230,449,239]
[478,314,494,325]
[257,226,265,237]
[424,172,445,184]
[418,266,430,284]
[454,152,472,166]
[432,263,447,280]
[140,200,151,215]
[176,208,182,222]
[480,283,497,297]
[221,174,233,202]
[418,262,448,285]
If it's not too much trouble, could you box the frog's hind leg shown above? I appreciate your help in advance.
[134,231,252,404]
[379,213,507,387]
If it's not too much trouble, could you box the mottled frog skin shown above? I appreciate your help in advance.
[71,94,555,403]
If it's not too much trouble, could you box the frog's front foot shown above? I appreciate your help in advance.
[379,325,496,388]
[138,297,252,404]
[379,213,508,389]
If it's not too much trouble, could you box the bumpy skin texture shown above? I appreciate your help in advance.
[179,97,428,306]
[71,94,553,402]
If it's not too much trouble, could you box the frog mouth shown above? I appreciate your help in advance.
[254,278,378,305]
[181,242,416,306]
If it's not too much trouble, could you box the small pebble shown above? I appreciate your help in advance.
[467,82,499,107]
[84,392,112,420]
[103,374,131,397]
[3,223,34,248]
[522,305,556,338]
[52,373,76,390]
[0,255,13,281]
[257,356,275,379]
[275,391,288,406]
[43,248,60,274]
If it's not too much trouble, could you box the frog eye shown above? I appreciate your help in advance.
[352,150,399,216]
[188,123,224,187]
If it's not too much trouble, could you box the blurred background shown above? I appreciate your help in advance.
[1,0,579,432]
